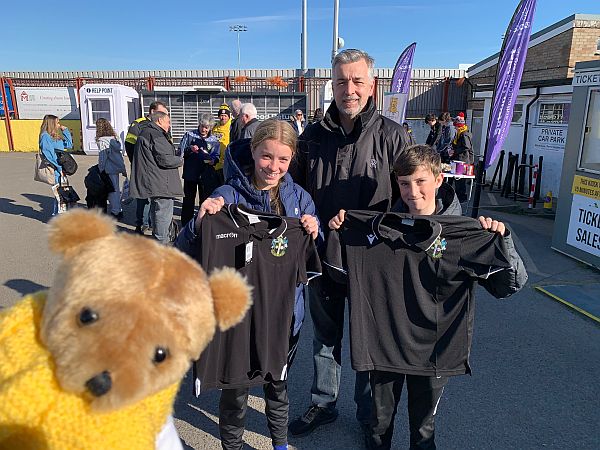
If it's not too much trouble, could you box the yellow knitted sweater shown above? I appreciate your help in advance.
[0,292,180,450]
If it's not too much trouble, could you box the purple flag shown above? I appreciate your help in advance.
[484,0,537,169]
[390,43,416,94]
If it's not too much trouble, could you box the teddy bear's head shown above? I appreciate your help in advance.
[40,210,251,412]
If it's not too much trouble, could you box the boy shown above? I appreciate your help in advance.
[327,144,527,449]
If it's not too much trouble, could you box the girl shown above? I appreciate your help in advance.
[176,119,320,450]
[96,118,127,219]
[39,114,73,215]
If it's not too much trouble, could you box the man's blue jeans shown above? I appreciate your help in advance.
[308,272,371,423]
[149,197,174,244]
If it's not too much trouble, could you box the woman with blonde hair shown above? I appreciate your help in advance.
[176,119,320,450]
[39,114,73,215]
[96,118,127,219]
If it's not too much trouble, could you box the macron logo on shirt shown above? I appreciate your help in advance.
[216,232,238,239]
[367,233,377,245]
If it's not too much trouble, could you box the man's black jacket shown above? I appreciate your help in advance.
[291,98,410,231]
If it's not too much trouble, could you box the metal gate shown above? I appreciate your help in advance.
[140,90,307,145]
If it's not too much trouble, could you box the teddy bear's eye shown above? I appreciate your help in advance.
[153,347,169,364]
[78,308,99,325]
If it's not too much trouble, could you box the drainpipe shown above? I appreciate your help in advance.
[521,86,540,159]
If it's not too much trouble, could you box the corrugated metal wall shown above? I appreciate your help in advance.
[3,68,468,119]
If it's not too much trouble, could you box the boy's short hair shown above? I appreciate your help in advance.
[393,144,442,178]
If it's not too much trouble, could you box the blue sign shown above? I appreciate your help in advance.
[0,82,14,116]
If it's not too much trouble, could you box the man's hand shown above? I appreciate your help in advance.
[478,216,506,236]
[328,209,346,230]
[195,197,225,230]
[300,214,319,240]
[190,144,199,153]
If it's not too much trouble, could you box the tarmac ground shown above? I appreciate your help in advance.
[1,152,599,449]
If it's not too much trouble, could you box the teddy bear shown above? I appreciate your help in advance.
[0,209,252,450]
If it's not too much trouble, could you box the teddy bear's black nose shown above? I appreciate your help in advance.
[85,371,112,397]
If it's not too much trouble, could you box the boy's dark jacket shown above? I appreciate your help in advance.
[324,182,528,376]
[393,182,526,298]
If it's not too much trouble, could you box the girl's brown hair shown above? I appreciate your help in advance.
[250,119,297,214]
[95,118,118,141]
[39,114,62,140]
[250,119,297,157]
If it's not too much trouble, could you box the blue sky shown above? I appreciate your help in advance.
[2,0,597,71]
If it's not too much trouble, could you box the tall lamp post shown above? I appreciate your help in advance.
[229,24,247,70]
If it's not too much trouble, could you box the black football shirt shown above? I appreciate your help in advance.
[193,204,321,392]
[325,210,513,377]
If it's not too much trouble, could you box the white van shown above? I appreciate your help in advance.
[79,84,140,155]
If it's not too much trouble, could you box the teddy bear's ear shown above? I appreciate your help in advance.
[48,209,116,255]
[208,267,252,331]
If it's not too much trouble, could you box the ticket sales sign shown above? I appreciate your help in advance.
[566,175,600,257]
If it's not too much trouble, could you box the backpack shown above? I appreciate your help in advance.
[56,150,78,175]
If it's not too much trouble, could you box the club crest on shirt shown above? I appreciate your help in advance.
[370,159,378,169]
[426,236,447,260]
[271,235,288,257]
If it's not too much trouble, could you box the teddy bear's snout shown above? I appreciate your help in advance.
[85,371,112,397]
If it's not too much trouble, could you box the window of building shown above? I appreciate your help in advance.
[89,98,111,124]
[537,102,571,125]
[579,89,600,173]
[596,38,600,55]
[511,103,524,123]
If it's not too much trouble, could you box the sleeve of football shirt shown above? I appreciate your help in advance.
[478,231,528,298]
[298,233,322,286]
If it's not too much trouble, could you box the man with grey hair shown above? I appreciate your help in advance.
[178,112,221,226]
[239,102,260,139]
[229,99,244,143]
[130,110,183,244]
[289,48,410,438]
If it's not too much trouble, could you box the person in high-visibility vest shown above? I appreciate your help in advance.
[211,104,231,183]
[125,101,169,234]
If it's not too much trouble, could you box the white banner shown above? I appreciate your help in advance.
[566,194,600,258]
[382,92,408,126]
[15,87,79,119]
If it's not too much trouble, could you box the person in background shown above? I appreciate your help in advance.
[289,48,410,438]
[229,99,243,143]
[130,111,183,244]
[449,112,473,202]
[178,113,221,227]
[425,113,441,148]
[437,112,456,163]
[239,103,260,139]
[311,108,324,124]
[402,122,416,145]
[124,101,169,234]
[175,119,320,450]
[291,109,306,135]
[39,114,73,216]
[96,118,127,219]
[211,104,232,183]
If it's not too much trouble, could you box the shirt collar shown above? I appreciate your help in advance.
[370,212,441,252]
[226,204,288,240]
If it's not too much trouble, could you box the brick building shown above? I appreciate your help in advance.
[466,14,600,198]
